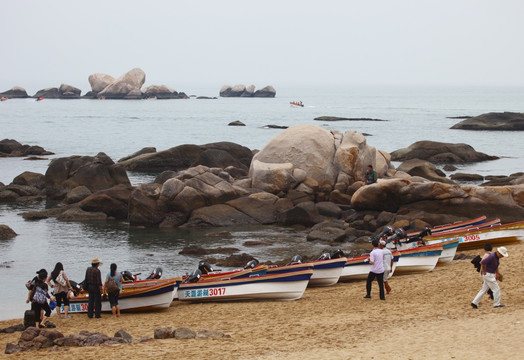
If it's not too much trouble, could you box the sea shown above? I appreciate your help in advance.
[1,84,523,320]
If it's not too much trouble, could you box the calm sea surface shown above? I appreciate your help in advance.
[1,85,523,320]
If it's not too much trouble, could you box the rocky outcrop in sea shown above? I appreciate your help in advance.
[3,125,523,244]
[219,84,276,98]
[450,112,524,130]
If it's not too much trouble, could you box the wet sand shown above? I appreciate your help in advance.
[1,242,523,359]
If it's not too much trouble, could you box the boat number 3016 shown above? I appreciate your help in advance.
[463,235,481,242]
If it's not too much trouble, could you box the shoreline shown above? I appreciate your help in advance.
[1,243,523,359]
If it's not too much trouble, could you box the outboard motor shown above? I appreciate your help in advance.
[244,258,259,269]
[198,261,215,275]
[331,249,345,259]
[406,226,431,245]
[287,255,302,265]
[183,269,202,284]
[146,267,163,280]
[387,228,408,244]
[121,270,134,282]
[317,252,331,261]
[371,225,394,242]
[68,280,83,295]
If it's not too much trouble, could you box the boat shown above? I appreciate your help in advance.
[66,279,177,313]
[416,215,488,235]
[177,269,313,302]
[266,262,313,275]
[393,238,459,264]
[339,254,399,282]
[1,97,7,101]
[423,221,524,250]
[290,101,304,107]
[307,257,347,287]
[393,243,443,274]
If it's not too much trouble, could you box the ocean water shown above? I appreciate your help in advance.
[1,85,523,320]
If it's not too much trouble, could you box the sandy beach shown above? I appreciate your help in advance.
[1,242,523,360]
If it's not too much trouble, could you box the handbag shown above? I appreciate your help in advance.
[55,271,67,286]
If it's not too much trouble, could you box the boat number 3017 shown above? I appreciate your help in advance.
[209,288,226,296]
[184,287,226,298]
[463,235,481,242]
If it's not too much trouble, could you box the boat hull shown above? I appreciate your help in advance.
[178,270,313,302]
[339,256,398,281]
[66,281,176,313]
[308,258,347,287]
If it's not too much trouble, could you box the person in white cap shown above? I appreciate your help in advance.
[379,239,394,294]
[471,246,508,309]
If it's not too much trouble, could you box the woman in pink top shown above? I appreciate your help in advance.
[47,262,73,318]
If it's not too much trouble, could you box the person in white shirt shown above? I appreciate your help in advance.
[364,239,385,300]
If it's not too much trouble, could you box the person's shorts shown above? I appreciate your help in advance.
[383,270,391,282]
[55,291,70,307]
[108,291,119,307]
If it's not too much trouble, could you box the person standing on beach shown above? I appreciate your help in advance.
[84,257,103,318]
[47,262,73,319]
[379,240,393,294]
[471,246,508,309]
[481,243,494,300]
[364,239,385,300]
[104,263,122,318]
[364,165,377,185]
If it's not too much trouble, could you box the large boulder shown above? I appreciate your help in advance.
[33,87,60,99]
[118,142,253,172]
[250,125,339,188]
[351,178,524,223]
[451,112,524,131]
[44,153,131,200]
[128,183,165,226]
[78,184,133,219]
[0,86,29,98]
[390,140,498,163]
[397,159,454,184]
[220,85,245,97]
[13,171,46,189]
[142,85,183,99]
[250,160,296,194]
[0,139,53,158]
[0,224,17,240]
[58,83,81,98]
[183,204,259,227]
[88,73,116,93]
[254,85,276,98]
[97,68,146,99]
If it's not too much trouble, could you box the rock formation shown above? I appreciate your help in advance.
[220,84,276,98]
[97,68,146,99]
[390,140,498,163]
[0,139,54,157]
[142,85,187,99]
[0,86,29,98]
[451,112,524,130]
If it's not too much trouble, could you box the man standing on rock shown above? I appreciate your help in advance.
[364,239,385,300]
[364,165,377,185]
[471,246,508,309]
[85,257,103,318]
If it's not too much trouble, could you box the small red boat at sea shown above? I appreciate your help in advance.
[290,101,304,107]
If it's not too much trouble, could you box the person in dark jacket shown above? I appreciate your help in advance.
[26,269,55,327]
[84,257,103,318]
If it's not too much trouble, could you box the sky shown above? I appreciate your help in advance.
[2,0,524,94]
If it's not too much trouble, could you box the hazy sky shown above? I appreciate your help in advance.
[2,0,524,93]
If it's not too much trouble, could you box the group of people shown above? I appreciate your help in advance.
[26,257,124,327]
[364,239,393,300]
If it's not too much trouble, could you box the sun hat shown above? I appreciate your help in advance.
[379,240,386,246]
[91,257,102,265]
[497,247,508,257]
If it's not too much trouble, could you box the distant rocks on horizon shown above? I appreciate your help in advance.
[0,86,29,99]
[33,83,82,99]
[219,84,276,98]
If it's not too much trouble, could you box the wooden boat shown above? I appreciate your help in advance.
[339,255,399,282]
[307,257,347,287]
[424,221,524,250]
[393,243,443,274]
[66,279,177,313]
[266,262,314,275]
[394,238,459,264]
[177,269,313,302]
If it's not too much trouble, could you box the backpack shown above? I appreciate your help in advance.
[33,285,47,304]
[106,276,120,294]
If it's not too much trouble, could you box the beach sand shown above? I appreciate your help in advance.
[1,242,523,360]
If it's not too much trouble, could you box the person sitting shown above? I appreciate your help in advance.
[364,165,377,185]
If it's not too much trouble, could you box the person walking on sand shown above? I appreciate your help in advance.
[47,262,73,319]
[481,242,494,300]
[379,240,394,294]
[471,246,508,309]
[364,239,385,300]
[104,263,123,318]
[27,269,55,328]
[85,257,103,318]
